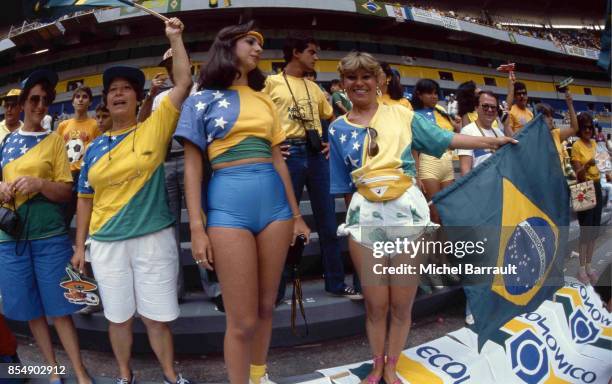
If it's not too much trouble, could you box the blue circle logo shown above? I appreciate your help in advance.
[503,217,556,295]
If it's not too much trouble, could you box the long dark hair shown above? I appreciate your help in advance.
[198,21,266,91]
[410,78,439,110]
[380,62,403,100]
[577,112,594,137]
[457,80,478,117]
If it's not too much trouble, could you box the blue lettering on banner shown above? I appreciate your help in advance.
[415,345,471,384]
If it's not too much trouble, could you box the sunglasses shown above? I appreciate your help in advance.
[366,127,379,157]
[3,102,18,110]
[480,104,498,112]
[28,95,50,107]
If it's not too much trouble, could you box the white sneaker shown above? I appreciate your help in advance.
[250,374,276,384]
[465,314,475,325]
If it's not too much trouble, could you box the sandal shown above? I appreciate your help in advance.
[363,355,384,384]
[385,355,403,384]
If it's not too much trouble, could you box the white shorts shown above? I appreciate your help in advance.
[337,185,437,249]
[90,227,179,323]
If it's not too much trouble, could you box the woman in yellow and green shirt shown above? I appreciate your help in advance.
[571,112,603,285]
[329,52,515,384]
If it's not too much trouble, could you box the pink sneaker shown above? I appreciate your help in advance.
[587,270,598,285]
[577,269,590,284]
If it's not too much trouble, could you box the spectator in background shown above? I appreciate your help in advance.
[378,62,412,110]
[264,35,361,300]
[330,79,351,117]
[446,93,458,117]
[456,80,479,128]
[57,86,101,230]
[411,79,459,223]
[95,102,112,133]
[41,113,52,132]
[506,72,533,134]
[572,113,603,285]
[51,112,59,131]
[536,91,578,173]
[458,91,505,175]
[0,89,23,142]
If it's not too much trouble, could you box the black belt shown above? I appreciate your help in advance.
[284,138,307,145]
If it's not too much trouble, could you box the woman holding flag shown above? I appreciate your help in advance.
[71,16,193,384]
[328,52,515,384]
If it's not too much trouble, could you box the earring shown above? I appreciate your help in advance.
[376,86,382,96]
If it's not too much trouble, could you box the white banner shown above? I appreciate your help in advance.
[564,45,601,60]
[441,16,461,31]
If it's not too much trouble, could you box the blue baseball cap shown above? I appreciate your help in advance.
[21,69,58,90]
[103,65,145,92]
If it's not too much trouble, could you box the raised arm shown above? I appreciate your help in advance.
[559,91,578,142]
[166,17,192,109]
[506,71,516,108]
[449,133,517,151]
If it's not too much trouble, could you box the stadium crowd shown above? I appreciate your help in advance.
[0,14,609,384]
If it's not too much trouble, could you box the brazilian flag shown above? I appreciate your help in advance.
[355,0,388,17]
[26,0,136,20]
[432,115,570,350]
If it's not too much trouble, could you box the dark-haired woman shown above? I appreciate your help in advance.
[571,113,603,285]
[378,62,412,110]
[72,18,192,384]
[0,69,92,384]
[410,79,459,223]
[175,22,309,384]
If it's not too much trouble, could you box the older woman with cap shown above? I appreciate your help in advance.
[71,17,192,384]
[329,52,515,384]
[0,69,92,384]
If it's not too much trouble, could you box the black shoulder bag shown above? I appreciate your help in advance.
[0,135,19,238]
[282,72,323,153]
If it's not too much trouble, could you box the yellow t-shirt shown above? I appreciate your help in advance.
[263,73,333,139]
[0,130,72,241]
[0,120,23,143]
[57,118,102,171]
[174,86,286,163]
[466,111,499,129]
[550,129,566,169]
[379,94,413,110]
[571,139,600,181]
[509,105,533,134]
[78,95,179,241]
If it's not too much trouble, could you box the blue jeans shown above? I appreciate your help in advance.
[279,143,345,295]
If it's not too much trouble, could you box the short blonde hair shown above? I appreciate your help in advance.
[337,51,382,79]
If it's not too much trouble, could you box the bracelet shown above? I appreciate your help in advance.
[293,214,302,218]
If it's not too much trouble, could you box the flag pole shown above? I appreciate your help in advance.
[117,0,170,22]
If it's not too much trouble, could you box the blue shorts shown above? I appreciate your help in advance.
[0,234,81,321]
[207,162,293,234]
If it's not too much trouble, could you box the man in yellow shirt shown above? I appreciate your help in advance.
[57,85,101,228]
[506,71,533,134]
[0,89,23,143]
[263,35,361,300]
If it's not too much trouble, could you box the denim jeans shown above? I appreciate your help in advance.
[165,154,220,299]
[278,143,345,296]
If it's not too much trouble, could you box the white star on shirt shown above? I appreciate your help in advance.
[329,127,336,136]
[195,101,206,111]
[351,130,358,139]
[212,90,224,99]
[352,142,361,151]
[19,144,28,154]
[339,134,347,143]
[102,146,108,151]
[36,138,41,143]
[195,91,204,96]
[84,180,90,188]
[19,138,24,144]
[218,99,230,108]
[214,116,228,129]
[7,147,14,154]
[110,136,117,141]
[348,155,360,167]
[207,133,213,143]
[92,156,97,162]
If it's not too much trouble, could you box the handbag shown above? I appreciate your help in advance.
[0,134,20,238]
[570,180,597,212]
[282,72,323,153]
[286,234,309,336]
